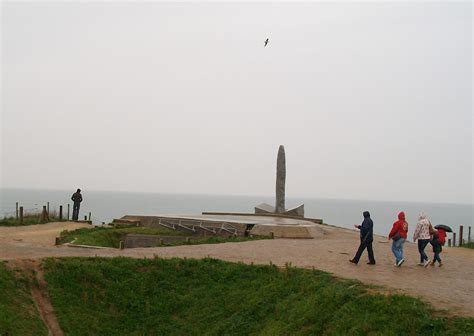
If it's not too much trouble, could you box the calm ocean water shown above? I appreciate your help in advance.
[1,188,472,241]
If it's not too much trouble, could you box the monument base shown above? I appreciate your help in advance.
[254,203,305,217]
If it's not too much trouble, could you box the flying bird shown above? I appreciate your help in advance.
[264,38,269,47]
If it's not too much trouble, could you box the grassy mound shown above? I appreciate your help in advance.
[58,226,269,248]
[43,257,474,335]
[0,212,65,227]
[58,226,190,248]
[0,262,47,336]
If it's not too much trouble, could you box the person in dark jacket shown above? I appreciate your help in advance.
[71,188,83,220]
[349,211,376,265]
[428,230,443,267]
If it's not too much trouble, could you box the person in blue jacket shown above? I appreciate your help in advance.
[350,211,376,265]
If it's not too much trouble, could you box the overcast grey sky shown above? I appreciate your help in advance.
[1,2,472,204]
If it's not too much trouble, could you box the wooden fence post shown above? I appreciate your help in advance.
[448,238,451,247]
[459,225,463,246]
[59,205,63,221]
[16,202,18,220]
[88,212,91,221]
[42,206,47,221]
[453,232,456,247]
[67,204,70,220]
[19,206,23,224]
[47,202,49,214]
[468,226,471,243]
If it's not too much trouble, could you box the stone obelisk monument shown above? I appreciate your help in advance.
[254,145,304,217]
[275,145,286,213]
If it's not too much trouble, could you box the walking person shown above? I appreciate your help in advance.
[71,188,83,221]
[428,230,443,267]
[388,211,409,267]
[349,211,376,265]
[413,212,434,266]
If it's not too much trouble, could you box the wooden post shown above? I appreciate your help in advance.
[19,206,24,224]
[453,232,456,247]
[459,225,463,246]
[67,204,70,220]
[16,202,18,220]
[59,205,63,221]
[84,215,87,221]
[47,202,49,214]
[88,212,91,221]
[42,206,47,221]
[448,238,451,247]
[55,237,60,245]
[468,227,471,243]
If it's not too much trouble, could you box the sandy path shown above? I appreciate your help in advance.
[1,222,473,317]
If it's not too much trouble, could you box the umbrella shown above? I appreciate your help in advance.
[434,224,453,233]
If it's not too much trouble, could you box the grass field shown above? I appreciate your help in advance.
[463,242,474,249]
[43,257,474,336]
[0,262,47,336]
[0,212,65,227]
[58,226,270,248]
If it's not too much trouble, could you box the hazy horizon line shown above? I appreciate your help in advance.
[1,187,472,206]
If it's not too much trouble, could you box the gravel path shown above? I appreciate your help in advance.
[1,222,473,317]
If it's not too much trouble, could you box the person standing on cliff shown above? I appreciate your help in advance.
[349,211,376,265]
[71,188,83,220]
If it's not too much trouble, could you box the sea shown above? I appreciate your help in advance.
[1,188,472,242]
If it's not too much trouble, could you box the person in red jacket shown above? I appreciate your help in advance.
[388,211,409,267]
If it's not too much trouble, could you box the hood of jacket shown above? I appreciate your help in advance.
[363,211,370,219]
[398,211,405,221]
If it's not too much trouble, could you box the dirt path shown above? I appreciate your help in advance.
[7,259,64,336]
[1,222,473,317]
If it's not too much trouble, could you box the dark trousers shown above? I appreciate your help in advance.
[417,239,430,263]
[352,238,375,264]
[433,252,442,263]
[72,203,80,220]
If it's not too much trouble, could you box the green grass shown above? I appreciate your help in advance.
[58,226,190,248]
[0,262,47,336]
[462,242,474,249]
[0,211,65,227]
[43,257,474,336]
[58,226,270,248]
